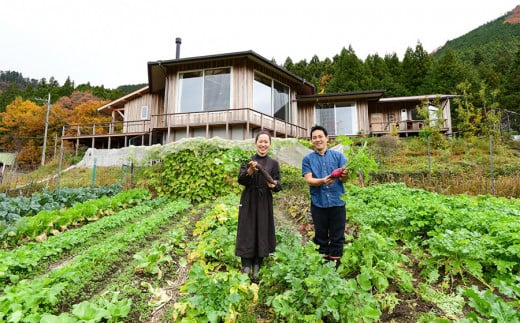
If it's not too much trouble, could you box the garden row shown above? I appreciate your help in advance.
[0,184,122,240]
[0,188,194,322]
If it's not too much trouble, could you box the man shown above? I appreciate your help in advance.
[302,125,348,267]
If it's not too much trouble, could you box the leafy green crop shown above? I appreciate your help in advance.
[337,135,378,184]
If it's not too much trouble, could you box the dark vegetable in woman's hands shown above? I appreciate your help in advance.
[249,161,276,184]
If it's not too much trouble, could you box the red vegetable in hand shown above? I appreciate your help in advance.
[330,167,344,178]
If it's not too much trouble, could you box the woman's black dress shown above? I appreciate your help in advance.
[235,154,281,259]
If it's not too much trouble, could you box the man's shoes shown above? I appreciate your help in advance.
[329,256,341,269]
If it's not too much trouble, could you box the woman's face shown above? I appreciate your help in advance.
[255,134,271,156]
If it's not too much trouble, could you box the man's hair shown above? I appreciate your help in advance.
[310,125,328,138]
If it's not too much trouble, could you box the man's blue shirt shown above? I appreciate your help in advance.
[302,149,346,208]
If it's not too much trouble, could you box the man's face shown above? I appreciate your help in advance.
[311,130,328,152]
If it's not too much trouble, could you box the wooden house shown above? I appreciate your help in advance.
[61,50,455,150]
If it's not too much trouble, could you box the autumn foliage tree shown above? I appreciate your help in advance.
[0,96,110,167]
[55,91,103,110]
[66,99,110,123]
[65,99,111,134]
[0,98,48,166]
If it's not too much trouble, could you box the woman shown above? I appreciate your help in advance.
[235,130,281,282]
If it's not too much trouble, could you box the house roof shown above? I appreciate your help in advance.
[297,90,385,103]
[147,50,315,94]
[98,86,149,111]
[379,94,459,103]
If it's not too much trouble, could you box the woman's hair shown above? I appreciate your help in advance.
[310,125,328,137]
[255,130,272,143]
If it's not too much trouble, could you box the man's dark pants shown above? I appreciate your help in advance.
[311,204,346,259]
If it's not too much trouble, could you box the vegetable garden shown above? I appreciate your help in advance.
[0,138,519,322]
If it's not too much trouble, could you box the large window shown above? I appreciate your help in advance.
[316,102,358,135]
[179,68,230,112]
[253,73,290,121]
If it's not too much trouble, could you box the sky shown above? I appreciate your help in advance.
[1,0,519,89]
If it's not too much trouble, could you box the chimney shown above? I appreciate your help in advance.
[175,37,182,59]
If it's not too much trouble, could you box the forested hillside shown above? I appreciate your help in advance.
[281,6,520,116]
[434,6,520,65]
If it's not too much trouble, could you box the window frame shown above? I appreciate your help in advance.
[253,71,291,122]
[140,105,149,120]
[177,67,232,113]
[315,101,358,136]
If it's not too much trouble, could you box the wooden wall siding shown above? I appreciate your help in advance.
[122,94,159,133]
[357,100,370,135]
[233,63,250,109]
[296,102,316,137]
[369,108,410,133]
[165,74,178,115]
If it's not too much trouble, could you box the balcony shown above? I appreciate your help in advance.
[370,119,448,135]
[61,108,307,149]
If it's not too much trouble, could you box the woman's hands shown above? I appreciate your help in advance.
[248,161,277,188]
[247,161,257,175]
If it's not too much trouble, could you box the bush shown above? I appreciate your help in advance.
[374,135,399,157]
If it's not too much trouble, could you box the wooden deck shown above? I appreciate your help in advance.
[61,108,307,150]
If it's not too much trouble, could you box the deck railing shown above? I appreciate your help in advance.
[370,119,448,133]
[62,108,306,139]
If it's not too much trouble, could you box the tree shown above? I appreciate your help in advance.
[426,48,469,94]
[66,100,111,134]
[0,98,46,166]
[401,42,432,95]
[0,83,22,113]
[501,49,520,113]
[383,53,407,96]
[364,53,406,96]
[364,54,390,90]
[453,81,484,137]
[54,76,75,99]
[478,83,502,139]
[55,91,103,110]
[417,96,448,148]
[325,46,367,92]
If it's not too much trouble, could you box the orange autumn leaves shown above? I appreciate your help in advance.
[0,92,111,166]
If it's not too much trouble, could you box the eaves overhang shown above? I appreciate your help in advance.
[379,94,460,103]
[297,90,385,103]
[147,50,315,94]
[97,86,149,111]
